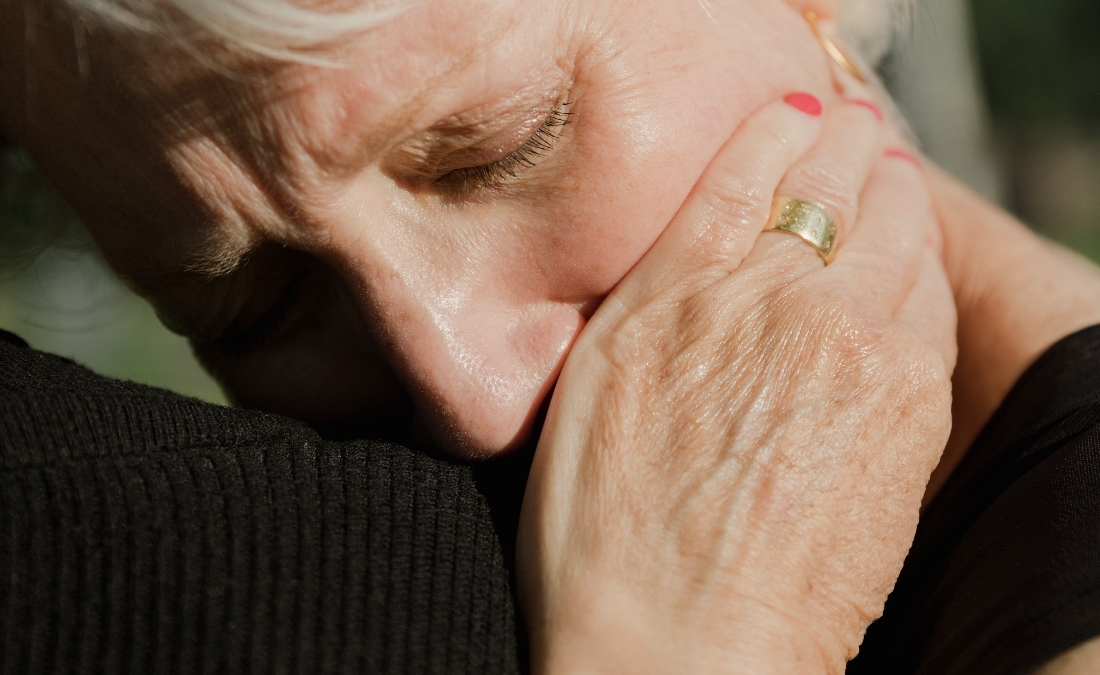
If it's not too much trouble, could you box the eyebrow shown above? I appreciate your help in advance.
[181,19,551,279]
[308,14,530,174]
[183,230,256,279]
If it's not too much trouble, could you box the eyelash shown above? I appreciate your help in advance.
[212,105,575,356]
[445,101,574,187]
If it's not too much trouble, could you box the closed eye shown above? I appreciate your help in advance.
[438,101,573,190]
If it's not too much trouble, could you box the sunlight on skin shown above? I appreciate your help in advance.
[0,0,841,457]
[1035,636,1100,675]
[5,0,1100,671]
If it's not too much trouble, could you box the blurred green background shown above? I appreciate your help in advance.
[0,151,227,404]
[1,0,1098,402]
[971,0,1100,259]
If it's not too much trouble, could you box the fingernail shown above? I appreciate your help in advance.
[784,92,823,117]
[885,148,922,169]
[849,99,883,122]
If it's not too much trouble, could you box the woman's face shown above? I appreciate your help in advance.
[5,0,835,457]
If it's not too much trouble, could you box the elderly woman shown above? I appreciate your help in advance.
[3,0,1100,673]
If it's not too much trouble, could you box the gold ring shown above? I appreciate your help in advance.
[764,197,838,264]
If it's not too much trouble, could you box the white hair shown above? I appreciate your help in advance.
[64,0,405,61]
[64,0,914,65]
[838,0,916,66]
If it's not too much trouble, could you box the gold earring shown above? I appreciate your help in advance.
[803,9,867,84]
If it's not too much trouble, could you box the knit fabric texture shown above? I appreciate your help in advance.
[0,329,522,675]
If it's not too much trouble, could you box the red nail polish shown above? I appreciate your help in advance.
[849,99,884,122]
[885,148,922,168]
[784,92,823,117]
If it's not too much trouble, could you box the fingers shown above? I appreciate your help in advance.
[895,245,958,372]
[613,94,825,307]
[886,148,944,257]
[741,98,887,277]
[830,154,933,313]
[774,98,885,241]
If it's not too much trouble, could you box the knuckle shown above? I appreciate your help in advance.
[679,174,774,281]
[878,352,954,462]
[593,312,659,380]
[787,163,860,225]
[699,173,771,230]
[784,293,932,392]
[825,298,886,363]
[901,340,954,403]
[750,287,879,378]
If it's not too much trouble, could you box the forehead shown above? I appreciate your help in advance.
[151,0,574,278]
[282,0,571,171]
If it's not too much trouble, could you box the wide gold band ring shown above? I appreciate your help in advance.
[764,197,839,264]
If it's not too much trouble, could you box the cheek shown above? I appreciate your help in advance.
[520,177,675,301]
[531,9,818,299]
[525,75,778,300]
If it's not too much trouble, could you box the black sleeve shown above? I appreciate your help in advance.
[849,324,1100,675]
[0,330,526,675]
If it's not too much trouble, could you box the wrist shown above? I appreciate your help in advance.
[927,165,1100,502]
[529,577,837,675]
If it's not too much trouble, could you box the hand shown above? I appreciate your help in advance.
[926,166,1100,501]
[517,95,957,674]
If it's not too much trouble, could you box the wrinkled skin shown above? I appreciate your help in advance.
[1,0,842,458]
[2,0,966,668]
[519,95,957,674]
[9,0,1100,671]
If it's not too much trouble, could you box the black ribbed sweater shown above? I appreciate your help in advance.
[0,330,523,674]
[10,322,1100,675]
